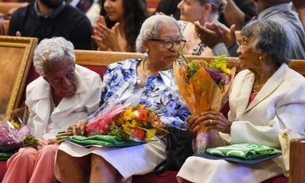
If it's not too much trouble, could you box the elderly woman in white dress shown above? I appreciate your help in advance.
[2,37,102,183]
[177,19,305,183]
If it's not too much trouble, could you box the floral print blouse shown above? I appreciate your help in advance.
[97,58,191,130]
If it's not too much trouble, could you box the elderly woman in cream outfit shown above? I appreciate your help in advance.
[3,37,102,183]
[177,19,305,183]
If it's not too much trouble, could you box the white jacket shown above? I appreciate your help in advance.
[25,65,102,138]
[229,64,305,147]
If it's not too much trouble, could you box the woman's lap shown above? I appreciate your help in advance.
[56,140,166,181]
[177,156,283,183]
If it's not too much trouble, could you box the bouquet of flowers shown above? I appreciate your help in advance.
[84,103,164,143]
[173,54,236,154]
[0,108,38,159]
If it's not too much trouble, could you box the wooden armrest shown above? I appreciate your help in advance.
[289,138,305,183]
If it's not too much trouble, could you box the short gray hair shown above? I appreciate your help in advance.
[135,15,183,53]
[241,19,291,65]
[33,37,75,77]
[197,0,226,15]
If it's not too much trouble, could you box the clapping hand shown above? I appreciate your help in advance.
[92,16,122,51]
[194,21,236,48]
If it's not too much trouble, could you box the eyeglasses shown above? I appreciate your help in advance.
[149,38,186,49]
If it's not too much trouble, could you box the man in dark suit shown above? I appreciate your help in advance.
[8,0,93,50]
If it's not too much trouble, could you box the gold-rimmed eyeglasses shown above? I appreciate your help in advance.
[149,38,186,49]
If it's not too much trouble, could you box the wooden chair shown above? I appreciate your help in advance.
[0,35,38,115]
[289,138,305,183]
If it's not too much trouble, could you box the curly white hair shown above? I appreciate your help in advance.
[135,14,183,53]
[33,37,75,77]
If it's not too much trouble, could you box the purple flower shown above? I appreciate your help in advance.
[205,67,224,81]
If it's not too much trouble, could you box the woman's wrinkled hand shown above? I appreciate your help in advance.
[186,115,202,134]
[66,119,88,136]
[187,109,232,134]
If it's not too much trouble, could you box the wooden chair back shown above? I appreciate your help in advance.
[0,2,28,15]
[74,50,305,76]
[0,35,38,115]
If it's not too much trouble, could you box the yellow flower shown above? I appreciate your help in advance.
[108,104,164,141]
[145,128,156,140]
[123,107,133,121]
[9,120,20,130]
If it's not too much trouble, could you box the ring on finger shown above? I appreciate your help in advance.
[209,119,213,125]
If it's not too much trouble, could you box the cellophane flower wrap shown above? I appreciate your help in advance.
[0,108,38,156]
[85,103,164,142]
[173,54,236,154]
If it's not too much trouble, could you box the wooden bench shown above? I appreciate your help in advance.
[74,50,305,75]
[0,2,28,15]
[1,50,305,183]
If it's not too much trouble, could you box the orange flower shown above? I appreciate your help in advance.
[137,108,148,121]
[132,128,145,140]
[106,104,164,141]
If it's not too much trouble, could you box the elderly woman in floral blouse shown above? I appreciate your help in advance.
[55,14,191,183]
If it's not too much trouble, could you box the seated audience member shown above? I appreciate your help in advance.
[177,0,227,56]
[8,0,93,50]
[155,0,257,30]
[2,37,102,183]
[256,0,305,59]
[195,0,305,59]
[92,0,149,52]
[177,19,305,183]
[55,15,191,183]
[291,0,305,30]
[219,0,257,30]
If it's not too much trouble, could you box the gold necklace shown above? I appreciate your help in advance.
[141,57,148,77]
